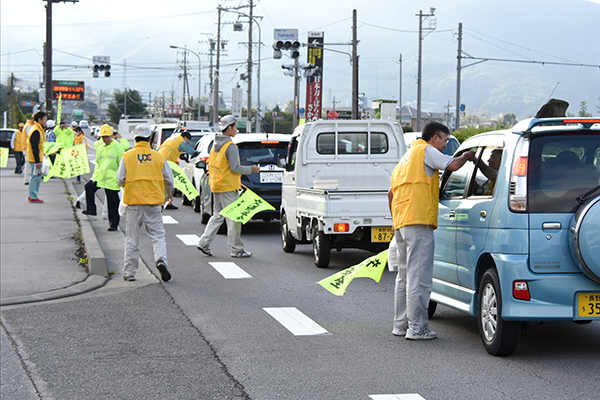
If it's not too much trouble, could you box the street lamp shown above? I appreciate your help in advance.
[170,45,202,121]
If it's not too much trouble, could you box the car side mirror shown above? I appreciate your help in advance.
[196,160,206,169]
[180,153,189,163]
[278,154,287,169]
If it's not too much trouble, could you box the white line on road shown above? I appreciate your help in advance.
[175,234,200,246]
[369,395,426,400]
[263,307,329,336]
[209,262,252,279]
[162,215,178,224]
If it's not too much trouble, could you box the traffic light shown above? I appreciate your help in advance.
[92,59,111,78]
[290,41,300,59]
[282,64,295,77]
[272,40,300,59]
[273,41,283,59]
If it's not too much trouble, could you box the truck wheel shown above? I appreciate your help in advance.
[313,226,330,268]
[281,213,296,253]
[478,269,521,356]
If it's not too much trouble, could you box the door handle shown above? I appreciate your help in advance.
[449,210,456,219]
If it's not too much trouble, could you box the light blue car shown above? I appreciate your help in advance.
[431,117,600,356]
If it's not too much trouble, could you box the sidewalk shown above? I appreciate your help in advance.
[0,156,108,306]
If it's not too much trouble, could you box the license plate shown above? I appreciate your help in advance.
[577,293,600,318]
[260,171,283,183]
[371,226,394,242]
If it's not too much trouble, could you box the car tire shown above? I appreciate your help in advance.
[428,300,437,319]
[569,195,600,283]
[478,269,521,356]
[281,212,296,253]
[313,224,330,268]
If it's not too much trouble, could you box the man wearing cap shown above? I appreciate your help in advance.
[26,111,48,203]
[54,120,75,150]
[10,123,27,174]
[197,115,260,258]
[118,124,174,282]
[159,130,199,210]
[82,124,124,231]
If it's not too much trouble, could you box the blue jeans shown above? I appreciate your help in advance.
[29,162,42,200]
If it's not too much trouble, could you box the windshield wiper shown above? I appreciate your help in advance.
[577,185,600,204]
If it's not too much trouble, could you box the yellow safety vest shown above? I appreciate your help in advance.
[26,122,46,163]
[209,140,241,193]
[13,129,27,152]
[122,141,166,205]
[74,134,87,150]
[390,139,440,230]
[93,140,124,191]
[159,135,185,163]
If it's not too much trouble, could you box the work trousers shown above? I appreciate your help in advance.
[23,153,31,184]
[14,152,24,173]
[123,205,167,277]
[198,191,244,255]
[85,180,120,229]
[393,224,434,334]
[28,162,42,200]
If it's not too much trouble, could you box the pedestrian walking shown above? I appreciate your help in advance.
[73,126,88,182]
[197,115,260,258]
[23,116,34,185]
[117,124,174,282]
[10,123,26,174]
[158,130,199,209]
[388,121,474,340]
[82,124,124,231]
[26,111,48,203]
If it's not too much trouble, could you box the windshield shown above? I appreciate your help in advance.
[238,141,288,165]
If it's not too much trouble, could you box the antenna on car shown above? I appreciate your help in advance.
[546,82,560,103]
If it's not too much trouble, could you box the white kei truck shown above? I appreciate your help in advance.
[278,120,406,268]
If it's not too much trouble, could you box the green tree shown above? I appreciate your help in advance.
[108,89,148,123]
[500,113,517,127]
[579,101,592,117]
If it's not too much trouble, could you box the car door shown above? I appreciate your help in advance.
[281,135,300,239]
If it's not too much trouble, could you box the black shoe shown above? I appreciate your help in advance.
[108,227,118,231]
[156,259,171,282]
[165,204,178,210]
[82,210,97,216]
[75,200,81,209]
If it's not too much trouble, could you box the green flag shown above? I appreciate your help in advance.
[317,250,389,296]
[44,141,63,155]
[44,153,68,182]
[56,94,62,126]
[219,188,276,224]
[0,147,9,168]
[167,161,199,201]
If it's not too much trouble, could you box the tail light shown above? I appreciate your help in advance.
[334,223,349,232]
[513,281,531,301]
[509,136,530,212]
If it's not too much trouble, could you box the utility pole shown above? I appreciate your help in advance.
[416,8,436,132]
[293,58,299,128]
[398,54,402,123]
[213,7,222,126]
[351,9,359,120]
[247,0,253,131]
[455,22,462,132]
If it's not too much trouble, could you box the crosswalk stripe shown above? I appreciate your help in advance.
[175,234,200,246]
[263,307,329,336]
[209,262,252,279]
[162,215,178,224]
[369,395,426,400]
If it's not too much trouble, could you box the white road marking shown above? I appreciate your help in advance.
[263,307,329,336]
[209,262,252,279]
[175,234,201,246]
[369,395,426,400]
[162,215,178,224]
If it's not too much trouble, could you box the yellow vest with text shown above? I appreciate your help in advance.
[122,141,166,205]
[14,129,27,152]
[390,139,440,230]
[26,122,46,163]
[209,141,241,193]
[159,135,185,163]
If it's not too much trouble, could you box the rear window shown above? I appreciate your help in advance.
[316,132,388,154]
[238,141,288,165]
[529,133,600,213]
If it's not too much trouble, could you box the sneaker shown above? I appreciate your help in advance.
[108,227,118,232]
[75,200,81,209]
[123,275,136,282]
[406,328,437,340]
[156,259,171,282]
[28,197,44,203]
[231,250,252,258]
[82,210,97,216]
[392,328,407,337]
[197,245,213,256]
[165,204,178,210]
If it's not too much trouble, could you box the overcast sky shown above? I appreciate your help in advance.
[2,0,599,118]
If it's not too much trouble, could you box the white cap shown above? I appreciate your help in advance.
[71,121,78,127]
[133,124,152,138]
[46,120,55,128]
[219,115,237,132]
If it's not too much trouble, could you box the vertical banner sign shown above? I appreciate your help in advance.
[61,144,90,178]
[56,93,63,126]
[231,87,243,120]
[306,31,324,122]
[0,147,9,168]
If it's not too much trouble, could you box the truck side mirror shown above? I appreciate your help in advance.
[278,154,287,169]
[196,160,206,169]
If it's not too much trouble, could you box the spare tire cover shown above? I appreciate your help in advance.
[569,195,600,283]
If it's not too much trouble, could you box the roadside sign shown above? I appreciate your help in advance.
[92,56,110,64]
[20,100,36,107]
[274,29,298,41]
[273,115,285,121]
[52,80,85,101]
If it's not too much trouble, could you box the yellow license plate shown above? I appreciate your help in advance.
[577,293,600,318]
[371,226,394,243]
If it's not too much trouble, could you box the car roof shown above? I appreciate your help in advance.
[232,133,290,144]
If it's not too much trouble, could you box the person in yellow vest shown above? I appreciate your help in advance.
[158,130,199,210]
[82,124,124,231]
[10,123,27,174]
[26,111,48,203]
[388,121,474,340]
[197,115,260,258]
[22,116,34,185]
[118,125,174,282]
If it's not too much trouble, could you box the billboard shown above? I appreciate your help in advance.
[305,31,324,122]
[52,80,85,101]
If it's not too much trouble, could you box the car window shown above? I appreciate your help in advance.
[470,146,504,197]
[441,149,478,198]
[529,134,600,213]
[316,132,387,154]
[286,137,298,172]
[238,141,288,165]
[443,137,460,156]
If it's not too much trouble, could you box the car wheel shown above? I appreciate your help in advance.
[428,300,437,319]
[312,224,330,268]
[281,212,296,253]
[569,195,600,283]
[478,269,521,356]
